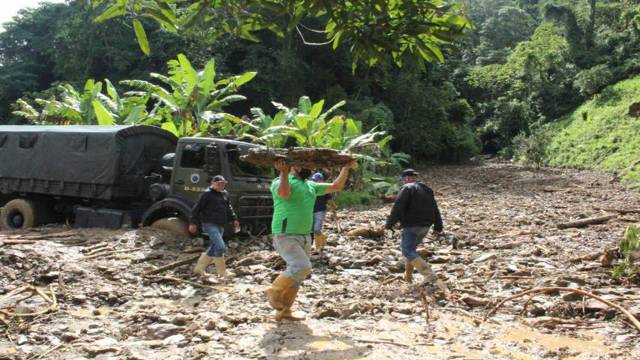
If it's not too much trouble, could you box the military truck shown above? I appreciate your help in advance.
[0,125,274,235]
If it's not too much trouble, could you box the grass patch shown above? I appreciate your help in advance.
[546,75,640,188]
[334,191,381,209]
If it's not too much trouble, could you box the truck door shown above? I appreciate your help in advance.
[172,143,214,203]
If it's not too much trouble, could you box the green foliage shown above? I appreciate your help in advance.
[121,54,256,137]
[12,79,151,125]
[612,225,640,281]
[237,96,390,155]
[382,68,480,161]
[89,0,472,70]
[545,75,640,188]
[512,128,552,168]
[574,64,614,96]
[0,1,208,124]
[334,191,379,209]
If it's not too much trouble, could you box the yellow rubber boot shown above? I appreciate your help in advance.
[404,260,414,283]
[411,257,436,282]
[314,233,327,253]
[276,286,304,321]
[213,257,232,281]
[193,253,214,276]
[265,274,296,310]
[411,257,449,293]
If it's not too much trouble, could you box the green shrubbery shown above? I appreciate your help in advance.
[612,225,640,282]
[545,75,640,188]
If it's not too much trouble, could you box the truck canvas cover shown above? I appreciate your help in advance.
[0,125,177,200]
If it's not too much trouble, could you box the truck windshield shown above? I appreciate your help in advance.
[226,144,274,179]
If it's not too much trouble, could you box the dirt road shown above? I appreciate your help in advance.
[1,162,639,359]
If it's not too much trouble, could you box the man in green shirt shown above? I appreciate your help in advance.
[266,159,356,321]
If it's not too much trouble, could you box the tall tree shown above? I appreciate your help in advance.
[89,0,472,69]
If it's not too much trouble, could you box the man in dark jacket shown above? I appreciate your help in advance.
[385,169,446,289]
[190,175,240,280]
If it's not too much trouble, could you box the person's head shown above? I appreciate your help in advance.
[311,172,324,182]
[291,166,312,180]
[400,168,419,184]
[209,175,227,191]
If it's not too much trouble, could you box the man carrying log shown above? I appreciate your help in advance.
[265,159,356,321]
[385,169,447,291]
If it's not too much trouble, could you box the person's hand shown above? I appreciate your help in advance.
[188,224,198,235]
[344,159,358,170]
[233,220,241,233]
[274,159,289,174]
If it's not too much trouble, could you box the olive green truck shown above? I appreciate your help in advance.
[0,125,273,235]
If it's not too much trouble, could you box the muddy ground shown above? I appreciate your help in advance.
[1,162,640,359]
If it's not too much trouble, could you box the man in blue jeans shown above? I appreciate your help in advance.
[385,169,446,290]
[189,175,240,281]
[311,172,334,253]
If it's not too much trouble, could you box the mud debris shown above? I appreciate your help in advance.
[1,162,640,359]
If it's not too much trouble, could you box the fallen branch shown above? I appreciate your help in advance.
[83,247,144,260]
[484,287,640,333]
[144,254,201,276]
[28,343,65,360]
[145,275,219,290]
[0,239,37,245]
[556,215,617,229]
[419,288,430,327]
[593,207,640,215]
[353,338,412,348]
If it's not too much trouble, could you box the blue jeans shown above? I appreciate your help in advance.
[272,234,312,286]
[400,226,429,260]
[203,223,225,257]
[312,211,326,234]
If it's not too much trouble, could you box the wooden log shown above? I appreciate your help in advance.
[593,207,640,215]
[484,287,640,333]
[556,215,617,229]
[143,254,201,276]
[240,147,355,168]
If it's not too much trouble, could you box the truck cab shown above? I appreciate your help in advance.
[141,137,274,236]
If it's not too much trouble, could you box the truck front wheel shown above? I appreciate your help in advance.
[1,199,36,230]
[150,217,189,237]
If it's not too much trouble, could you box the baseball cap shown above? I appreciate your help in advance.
[400,168,419,177]
[311,172,324,181]
[211,175,227,183]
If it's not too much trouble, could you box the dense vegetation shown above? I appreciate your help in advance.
[1,0,639,188]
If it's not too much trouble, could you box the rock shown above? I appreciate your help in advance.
[82,337,119,356]
[461,295,490,307]
[315,307,341,319]
[17,335,29,345]
[147,323,183,340]
[561,292,584,302]
[61,332,78,342]
[172,314,192,326]
[194,329,213,341]
[163,334,187,346]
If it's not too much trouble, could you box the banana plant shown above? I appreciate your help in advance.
[121,53,256,137]
[13,79,154,125]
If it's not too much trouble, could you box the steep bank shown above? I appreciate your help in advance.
[546,75,640,188]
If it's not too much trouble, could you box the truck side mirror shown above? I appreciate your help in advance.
[204,144,220,174]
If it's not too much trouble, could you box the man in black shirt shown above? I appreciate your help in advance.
[385,169,446,290]
[190,175,240,280]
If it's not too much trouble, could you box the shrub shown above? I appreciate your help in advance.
[513,128,552,167]
[612,225,640,282]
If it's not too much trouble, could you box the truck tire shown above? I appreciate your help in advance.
[151,217,189,237]
[1,199,36,229]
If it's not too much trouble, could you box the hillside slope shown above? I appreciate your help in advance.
[546,75,640,188]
